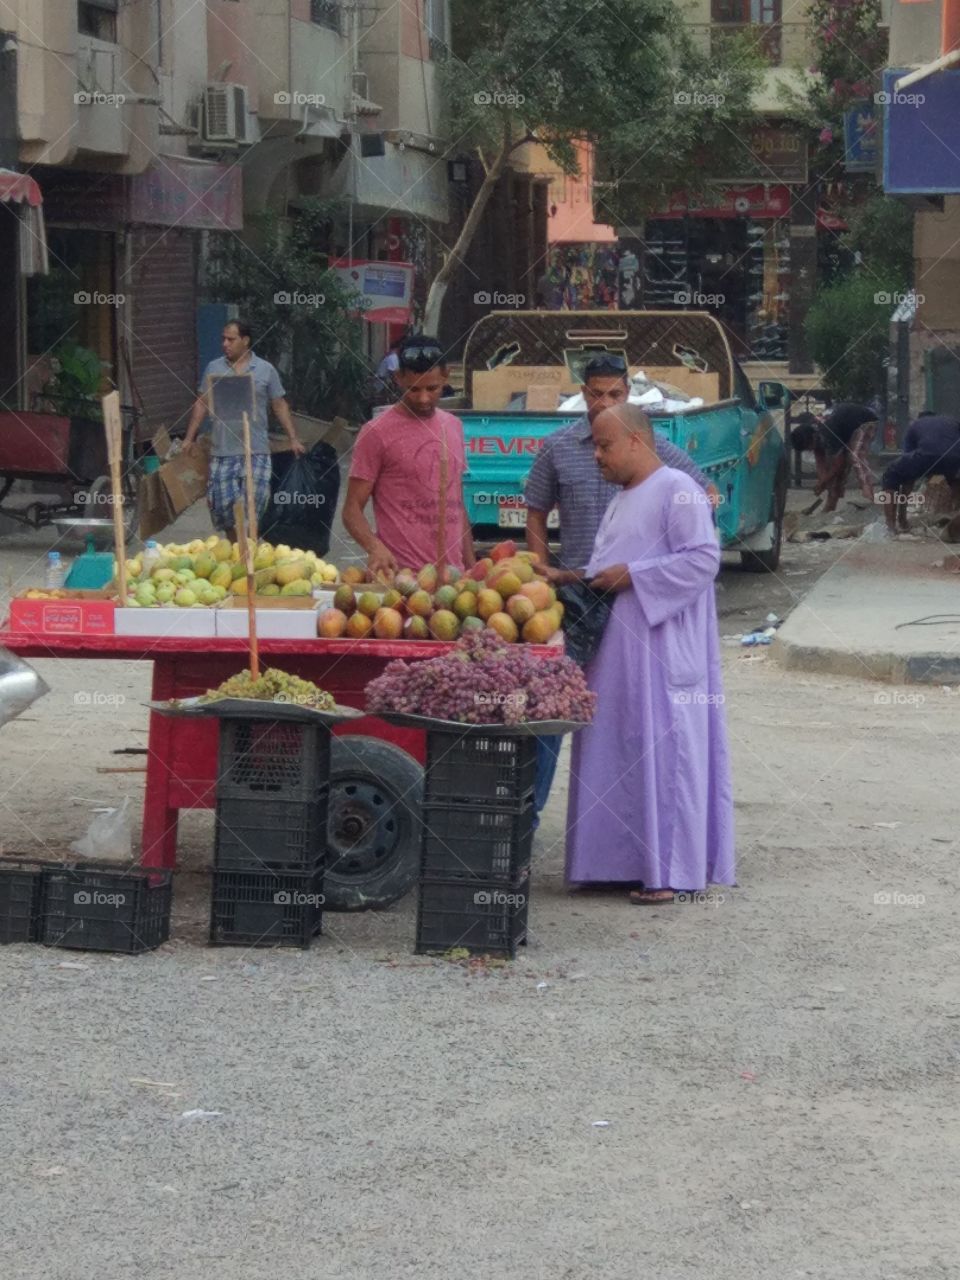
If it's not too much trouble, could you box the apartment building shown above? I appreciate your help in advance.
[882,0,960,417]
[0,0,450,431]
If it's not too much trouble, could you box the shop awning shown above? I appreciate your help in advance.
[0,169,42,207]
[0,169,48,275]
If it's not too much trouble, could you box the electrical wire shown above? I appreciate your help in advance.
[894,614,960,630]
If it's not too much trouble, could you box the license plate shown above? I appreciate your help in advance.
[496,507,560,529]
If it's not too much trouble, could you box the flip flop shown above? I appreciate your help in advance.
[629,889,675,905]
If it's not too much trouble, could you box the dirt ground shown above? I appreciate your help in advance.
[1,499,959,1279]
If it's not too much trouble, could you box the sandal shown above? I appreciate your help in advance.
[629,889,675,905]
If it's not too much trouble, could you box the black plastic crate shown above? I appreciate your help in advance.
[41,864,172,954]
[0,858,54,944]
[214,791,328,873]
[420,803,533,881]
[217,718,331,801]
[209,868,324,949]
[424,730,537,811]
[415,874,529,958]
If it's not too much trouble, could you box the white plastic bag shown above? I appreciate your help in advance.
[70,798,132,861]
[0,647,49,728]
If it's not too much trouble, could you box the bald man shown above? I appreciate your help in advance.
[562,404,735,904]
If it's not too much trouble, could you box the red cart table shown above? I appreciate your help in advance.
[0,632,458,872]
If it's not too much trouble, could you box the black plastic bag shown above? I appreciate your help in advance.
[556,581,613,667]
[263,441,340,557]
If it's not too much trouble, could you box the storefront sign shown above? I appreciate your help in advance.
[882,68,960,193]
[747,128,808,184]
[843,105,878,174]
[127,158,243,230]
[331,258,415,323]
[657,185,791,220]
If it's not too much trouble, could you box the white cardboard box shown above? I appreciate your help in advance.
[114,607,218,638]
[216,607,318,640]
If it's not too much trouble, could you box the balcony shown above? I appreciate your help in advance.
[74,37,126,156]
[686,22,813,68]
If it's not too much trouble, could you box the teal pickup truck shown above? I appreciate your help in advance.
[448,311,790,572]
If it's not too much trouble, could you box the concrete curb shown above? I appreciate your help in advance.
[772,633,960,684]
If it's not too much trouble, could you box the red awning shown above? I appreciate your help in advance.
[0,169,43,207]
[362,305,413,325]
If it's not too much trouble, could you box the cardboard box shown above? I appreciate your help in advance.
[158,439,211,518]
[216,607,319,640]
[138,470,178,540]
[641,366,721,403]
[114,606,217,638]
[8,591,116,637]
[525,384,562,411]
[472,365,578,410]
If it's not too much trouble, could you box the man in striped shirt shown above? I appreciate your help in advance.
[524,354,716,574]
[524,353,717,821]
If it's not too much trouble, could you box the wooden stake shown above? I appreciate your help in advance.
[234,498,259,680]
[102,390,127,605]
[436,421,448,573]
[241,410,258,545]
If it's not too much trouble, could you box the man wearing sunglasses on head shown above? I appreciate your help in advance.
[344,337,475,578]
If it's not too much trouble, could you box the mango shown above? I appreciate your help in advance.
[417,564,439,593]
[210,563,233,590]
[318,607,348,637]
[506,594,536,626]
[434,585,458,610]
[519,580,553,611]
[487,569,522,599]
[253,545,275,571]
[407,590,434,618]
[193,554,217,580]
[381,588,404,611]
[346,611,373,639]
[428,609,460,641]
[174,587,197,607]
[490,540,517,563]
[487,612,519,643]
[460,615,485,633]
[334,584,356,614]
[275,559,308,587]
[280,578,312,597]
[259,583,281,596]
[403,615,430,640]
[476,588,504,621]
[373,606,404,640]
[522,610,557,644]
[357,590,381,618]
[341,566,366,586]
[453,591,479,620]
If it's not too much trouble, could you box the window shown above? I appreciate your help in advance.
[78,0,118,41]
[310,0,342,35]
[425,0,448,55]
[710,0,782,63]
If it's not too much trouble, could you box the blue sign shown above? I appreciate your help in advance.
[844,104,878,173]
[883,67,960,194]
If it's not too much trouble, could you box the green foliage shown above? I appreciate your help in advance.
[41,342,107,421]
[441,0,764,220]
[205,201,370,422]
[804,274,903,402]
[841,194,914,283]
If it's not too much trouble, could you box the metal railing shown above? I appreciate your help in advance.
[685,22,814,68]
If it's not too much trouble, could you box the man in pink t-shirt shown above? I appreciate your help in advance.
[344,337,476,577]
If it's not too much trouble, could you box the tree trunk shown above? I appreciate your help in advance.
[424,137,510,337]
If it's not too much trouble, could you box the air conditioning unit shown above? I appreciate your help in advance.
[202,82,250,144]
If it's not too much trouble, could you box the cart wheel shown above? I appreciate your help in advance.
[324,736,423,912]
[87,474,139,544]
[739,457,789,573]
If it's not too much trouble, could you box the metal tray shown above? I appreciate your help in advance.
[148,697,365,726]
[373,710,589,737]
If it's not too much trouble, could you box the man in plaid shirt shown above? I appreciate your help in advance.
[524,354,718,820]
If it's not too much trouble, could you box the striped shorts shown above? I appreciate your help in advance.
[207,453,272,532]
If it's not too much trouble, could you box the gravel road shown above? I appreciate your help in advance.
[2,506,959,1279]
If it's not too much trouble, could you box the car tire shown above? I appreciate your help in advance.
[740,458,788,573]
[323,736,423,912]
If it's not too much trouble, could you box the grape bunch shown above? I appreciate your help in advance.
[201,667,336,710]
[366,630,596,725]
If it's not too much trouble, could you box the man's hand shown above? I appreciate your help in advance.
[590,563,631,594]
[706,483,722,509]
[289,437,307,457]
[541,565,581,586]
[182,437,199,457]
[367,540,398,580]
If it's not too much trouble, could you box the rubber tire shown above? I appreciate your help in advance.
[739,458,788,573]
[323,736,424,912]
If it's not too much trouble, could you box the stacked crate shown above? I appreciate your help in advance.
[209,718,329,948]
[416,730,535,958]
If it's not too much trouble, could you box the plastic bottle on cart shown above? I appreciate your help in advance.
[45,551,66,589]
[141,540,161,576]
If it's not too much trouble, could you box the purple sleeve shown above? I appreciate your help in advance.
[655,437,710,490]
[627,480,720,628]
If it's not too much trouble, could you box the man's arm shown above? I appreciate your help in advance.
[182,393,209,455]
[342,476,398,578]
[461,507,476,568]
[524,443,559,565]
[270,397,305,456]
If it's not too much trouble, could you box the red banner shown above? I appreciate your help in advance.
[656,185,792,220]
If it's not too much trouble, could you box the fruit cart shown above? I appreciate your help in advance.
[0,406,142,534]
[0,630,558,911]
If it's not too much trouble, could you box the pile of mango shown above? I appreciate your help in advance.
[318,541,563,643]
[117,537,340,608]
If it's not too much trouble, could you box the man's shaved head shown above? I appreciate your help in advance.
[591,403,660,487]
[598,403,654,441]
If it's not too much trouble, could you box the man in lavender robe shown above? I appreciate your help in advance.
[562,403,735,903]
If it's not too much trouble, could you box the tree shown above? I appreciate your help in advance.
[804,274,902,402]
[424,0,764,334]
[206,201,370,421]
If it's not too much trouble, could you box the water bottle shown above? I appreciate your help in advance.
[141,540,161,575]
[45,551,66,589]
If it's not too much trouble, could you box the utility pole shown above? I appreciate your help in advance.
[0,30,18,168]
